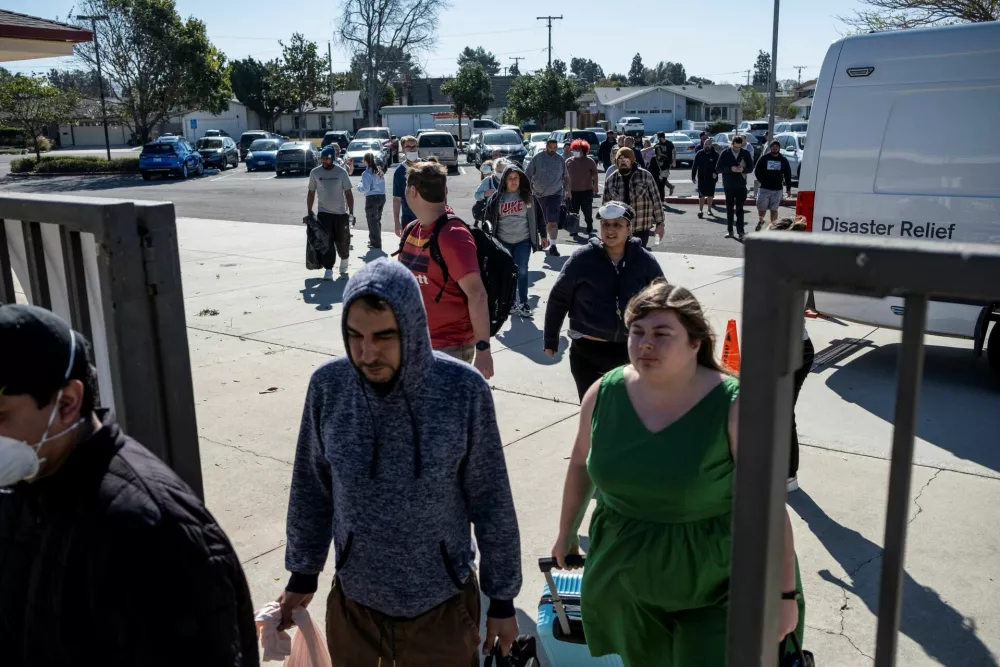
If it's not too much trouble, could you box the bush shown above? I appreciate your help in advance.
[27,135,52,152]
[10,155,140,174]
[707,121,734,134]
[0,126,26,147]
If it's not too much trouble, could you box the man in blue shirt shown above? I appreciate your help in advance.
[392,135,423,236]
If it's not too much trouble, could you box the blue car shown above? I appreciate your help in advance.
[245,138,282,171]
[139,139,204,180]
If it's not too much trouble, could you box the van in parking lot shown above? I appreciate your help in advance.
[797,21,1000,372]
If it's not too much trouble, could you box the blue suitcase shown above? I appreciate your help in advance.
[536,557,624,667]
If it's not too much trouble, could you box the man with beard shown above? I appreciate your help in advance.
[602,147,664,247]
[277,259,522,665]
[753,139,793,231]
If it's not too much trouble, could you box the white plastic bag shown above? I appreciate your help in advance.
[256,603,332,667]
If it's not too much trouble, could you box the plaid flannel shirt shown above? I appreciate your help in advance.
[602,167,664,233]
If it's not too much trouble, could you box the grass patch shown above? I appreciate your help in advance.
[10,155,139,174]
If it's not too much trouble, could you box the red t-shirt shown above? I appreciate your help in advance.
[398,218,480,348]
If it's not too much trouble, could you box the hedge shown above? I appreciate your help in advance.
[10,155,140,174]
[707,120,735,134]
[0,126,26,147]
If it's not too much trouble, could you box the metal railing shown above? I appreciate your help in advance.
[0,193,202,498]
[727,233,1000,667]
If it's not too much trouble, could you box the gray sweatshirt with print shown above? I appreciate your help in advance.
[284,258,522,618]
[525,150,568,197]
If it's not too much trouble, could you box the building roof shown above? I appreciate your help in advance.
[791,97,813,108]
[594,83,741,107]
[0,10,92,43]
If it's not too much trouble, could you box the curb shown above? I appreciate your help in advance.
[665,196,797,207]
[9,171,139,177]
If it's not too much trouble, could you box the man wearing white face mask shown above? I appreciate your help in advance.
[392,135,424,237]
[0,305,257,666]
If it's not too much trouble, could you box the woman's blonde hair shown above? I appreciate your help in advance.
[624,280,726,373]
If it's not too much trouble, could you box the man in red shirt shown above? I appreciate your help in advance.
[397,162,495,379]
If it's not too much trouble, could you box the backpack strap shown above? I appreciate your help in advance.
[391,220,421,257]
[427,213,462,303]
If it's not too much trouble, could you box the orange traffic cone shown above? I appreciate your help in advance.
[721,319,741,373]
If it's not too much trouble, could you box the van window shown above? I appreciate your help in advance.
[418,133,456,148]
[875,88,998,198]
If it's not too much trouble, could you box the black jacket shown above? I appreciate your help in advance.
[598,138,615,163]
[715,147,755,190]
[754,151,792,191]
[691,147,720,182]
[0,412,258,667]
[483,165,545,250]
[544,237,665,350]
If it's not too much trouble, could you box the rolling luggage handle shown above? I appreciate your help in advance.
[537,556,586,637]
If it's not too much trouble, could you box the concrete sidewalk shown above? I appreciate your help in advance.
[27,215,999,665]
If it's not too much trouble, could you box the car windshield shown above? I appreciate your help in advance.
[482,131,521,145]
[751,123,769,130]
[281,143,310,150]
[569,131,599,145]
[355,129,389,140]
[419,134,455,147]
[666,134,689,142]
[531,133,550,143]
[249,139,280,151]
[793,124,808,132]
[348,141,378,151]
[241,134,267,147]
[196,138,224,149]
[143,142,178,154]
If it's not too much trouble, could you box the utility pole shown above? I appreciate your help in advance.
[328,41,336,130]
[767,0,780,145]
[509,56,524,75]
[793,65,807,87]
[535,15,563,69]
[744,69,752,87]
[77,15,111,159]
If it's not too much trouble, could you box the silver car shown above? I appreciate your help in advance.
[344,139,386,172]
[661,133,699,166]
[417,131,459,169]
[774,132,807,180]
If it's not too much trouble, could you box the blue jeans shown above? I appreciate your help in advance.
[500,238,532,305]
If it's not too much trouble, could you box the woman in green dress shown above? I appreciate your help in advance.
[551,281,805,666]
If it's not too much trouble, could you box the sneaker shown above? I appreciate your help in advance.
[519,303,534,318]
[804,308,820,318]
[548,245,560,257]
[756,220,764,232]
[322,269,333,281]
[668,184,675,196]
[697,211,704,219]
[738,232,746,241]
[339,259,349,276]
[725,232,734,239]
[787,476,800,492]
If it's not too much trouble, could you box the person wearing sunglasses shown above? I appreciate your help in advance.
[543,201,665,400]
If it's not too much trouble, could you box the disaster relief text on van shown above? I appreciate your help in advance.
[819,218,957,240]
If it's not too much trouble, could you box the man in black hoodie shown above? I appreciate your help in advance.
[753,139,793,231]
[599,130,617,171]
[0,305,257,667]
[715,135,755,240]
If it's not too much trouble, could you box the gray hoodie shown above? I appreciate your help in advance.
[284,258,522,618]
[524,149,568,197]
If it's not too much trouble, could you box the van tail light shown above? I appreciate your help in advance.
[796,191,815,231]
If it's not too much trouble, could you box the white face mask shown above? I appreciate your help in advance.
[405,151,419,162]
[571,151,581,158]
[0,332,85,488]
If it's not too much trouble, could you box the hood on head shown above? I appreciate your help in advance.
[497,163,531,201]
[341,258,433,393]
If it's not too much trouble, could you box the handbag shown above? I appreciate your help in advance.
[484,635,538,667]
[780,632,815,667]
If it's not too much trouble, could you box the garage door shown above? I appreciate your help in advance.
[71,124,129,147]
[640,112,673,133]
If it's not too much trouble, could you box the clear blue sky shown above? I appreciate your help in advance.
[9,0,866,84]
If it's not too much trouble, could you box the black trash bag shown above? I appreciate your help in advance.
[303,213,329,270]
[485,635,538,667]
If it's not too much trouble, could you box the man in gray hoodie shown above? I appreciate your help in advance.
[277,258,522,665]
[524,137,569,256]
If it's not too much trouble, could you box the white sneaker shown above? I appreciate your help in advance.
[520,303,534,319]
[322,269,333,281]
[787,476,800,492]
[339,259,349,276]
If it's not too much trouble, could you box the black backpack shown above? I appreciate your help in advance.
[395,214,517,337]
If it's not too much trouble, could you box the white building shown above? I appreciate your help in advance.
[274,91,364,135]
[593,84,743,131]
[175,101,261,143]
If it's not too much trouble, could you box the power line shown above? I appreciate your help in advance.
[793,65,807,86]
[535,15,563,69]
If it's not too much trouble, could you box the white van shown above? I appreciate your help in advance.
[796,21,1000,372]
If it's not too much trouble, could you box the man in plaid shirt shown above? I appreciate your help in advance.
[602,147,664,247]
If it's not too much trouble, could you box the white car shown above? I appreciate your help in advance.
[798,20,1000,371]
[344,139,386,172]
[774,120,808,134]
[615,116,645,135]
[774,132,806,180]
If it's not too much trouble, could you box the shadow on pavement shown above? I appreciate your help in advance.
[301,278,347,312]
[3,173,201,193]
[789,490,998,667]
[825,342,999,473]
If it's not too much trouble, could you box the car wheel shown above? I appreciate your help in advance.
[141,171,151,181]
[247,165,254,172]
[197,163,204,176]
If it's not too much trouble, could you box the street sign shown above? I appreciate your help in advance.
[190,119,197,129]
[565,110,578,130]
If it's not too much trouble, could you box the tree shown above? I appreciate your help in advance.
[509,60,521,77]
[457,46,500,76]
[570,58,604,84]
[229,58,297,132]
[627,54,646,86]
[778,78,799,93]
[837,0,998,32]
[441,62,492,144]
[338,0,446,124]
[506,69,578,129]
[72,0,231,144]
[687,76,715,85]
[348,48,417,115]
[552,59,567,77]
[752,50,772,87]
[775,95,797,119]
[0,75,79,159]
[740,86,766,120]
[279,33,328,138]
[607,72,628,83]
[645,61,687,85]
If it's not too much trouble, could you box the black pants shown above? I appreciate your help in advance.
[318,211,350,268]
[633,229,651,248]
[724,185,748,235]
[570,190,594,231]
[569,338,630,400]
[364,195,385,248]
[789,336,815,479]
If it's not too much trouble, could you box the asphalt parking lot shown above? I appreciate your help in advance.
[0,159,795,259]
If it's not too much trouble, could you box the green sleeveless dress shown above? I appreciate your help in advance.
[581,368,805,666]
